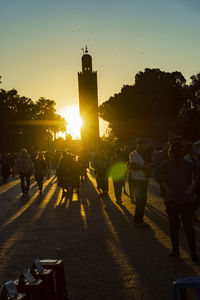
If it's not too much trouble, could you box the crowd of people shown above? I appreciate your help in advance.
[1,138,200,262]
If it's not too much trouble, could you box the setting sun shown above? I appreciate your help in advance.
[58,105,83,139]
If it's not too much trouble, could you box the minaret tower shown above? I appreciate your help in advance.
[78,47,99,148]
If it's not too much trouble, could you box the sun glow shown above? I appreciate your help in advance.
[58,105,82,139]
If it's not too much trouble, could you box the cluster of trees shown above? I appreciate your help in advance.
[0,77,66,152]
[99,68,200,142]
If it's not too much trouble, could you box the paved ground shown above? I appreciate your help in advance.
[0,169,200,299]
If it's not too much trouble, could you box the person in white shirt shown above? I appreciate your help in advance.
[129,141,152,227]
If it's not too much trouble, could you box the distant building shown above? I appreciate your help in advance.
[78,47,99,149]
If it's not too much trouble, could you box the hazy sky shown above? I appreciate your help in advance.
[1,0,200,135]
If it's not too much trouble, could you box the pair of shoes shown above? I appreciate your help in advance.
[134,222,149,228]
[169,250,180,257]
[191,252,198,262]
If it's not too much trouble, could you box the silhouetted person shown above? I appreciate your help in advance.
[17,148,33,197]
[34,152,47,195]
[78,149,88,184]
[154,141,199,262]
[57,151,73,194]
[110,149,127,204]
[71,156,81,193]
[129,141,151,227]
[45,151,51,178]
[94,151,109,194]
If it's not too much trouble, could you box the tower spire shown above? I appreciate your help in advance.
[85,45,88,54]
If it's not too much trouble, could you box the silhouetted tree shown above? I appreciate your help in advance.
[0,89,66,151]
[178,73,200,140]
[99,68,187,142]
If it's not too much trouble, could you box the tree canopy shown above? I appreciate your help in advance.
[99,68,200,142]
[0,88,66,152]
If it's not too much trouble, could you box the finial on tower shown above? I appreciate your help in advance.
[85,46,88,54]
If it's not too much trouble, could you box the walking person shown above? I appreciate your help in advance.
[17,148,33,197]
[71,155,81,194]
[154,141,199,262]
[94,151,109,195]
[57,151,73,194]
[109,149,127,204]
[34,152,47,195]
[129,141,152,227]
[78,149,88,185]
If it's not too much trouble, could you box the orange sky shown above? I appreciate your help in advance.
[1,0,200,138]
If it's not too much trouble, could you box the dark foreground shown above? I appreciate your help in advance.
[0,169,200,300]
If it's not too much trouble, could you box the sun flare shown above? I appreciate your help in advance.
[58,105,82,139]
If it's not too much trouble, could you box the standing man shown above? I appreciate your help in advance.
[17,148,33,197]
[129,141,151,227]
[154,141,199,262]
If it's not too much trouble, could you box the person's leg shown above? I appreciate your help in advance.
[128,177,134,200]
[80,169,83,184]
[133,180,148,224]
[96,174,102,193]
[25,172,31,192]
[180,204,197,261]
[84,169,87,184]
[20,173,26,194]
[166,201,180,255]
[104,177,108,193]
[122,177,127,194]
[118,181,123,201]
[113,181,122,203]
[41,175,44,191]
[37,175,43,192]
